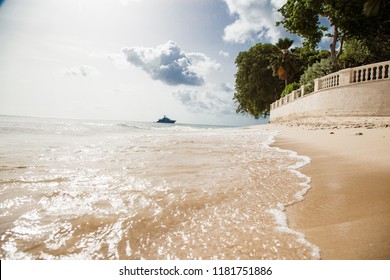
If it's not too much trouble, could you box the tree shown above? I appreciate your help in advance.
[339,38,371,68]
[233,43,282,118]
[277,0,390,64]
[363,0,387,16]
[292,45,330,78]
[360,1,390,62]
[270,38,300,88]
[233,41,330,119]
[300,58,335,93]
[277,1,324,55]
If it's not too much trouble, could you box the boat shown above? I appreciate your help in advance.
[156,115,176,124]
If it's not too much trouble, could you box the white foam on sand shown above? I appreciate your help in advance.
[265,131,320,259]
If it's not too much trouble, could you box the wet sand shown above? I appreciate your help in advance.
[265,118,390,259]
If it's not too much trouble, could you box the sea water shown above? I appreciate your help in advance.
[0,116,319,260]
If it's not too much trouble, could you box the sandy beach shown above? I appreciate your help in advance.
[264,117,390,259]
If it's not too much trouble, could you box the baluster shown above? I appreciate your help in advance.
[358,70,362,82]
[373,67,377,80]
[362,69,366,81]
[378,66,383,79]
[367,68,371,81]
[353,70,357,82]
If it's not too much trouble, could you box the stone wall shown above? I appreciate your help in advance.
[270,61,390,122]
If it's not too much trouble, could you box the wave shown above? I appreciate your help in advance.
[116,122,221,132]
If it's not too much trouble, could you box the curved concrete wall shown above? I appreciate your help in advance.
[270,79,390,122]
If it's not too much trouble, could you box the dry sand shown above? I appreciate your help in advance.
[263,117,390,260]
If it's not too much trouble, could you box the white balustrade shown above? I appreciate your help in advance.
[351,61,389,83]
[271,60,390,110]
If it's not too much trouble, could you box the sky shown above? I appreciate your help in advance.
[0,0,295,126]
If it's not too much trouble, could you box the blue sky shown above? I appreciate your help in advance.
[0,0,294,126]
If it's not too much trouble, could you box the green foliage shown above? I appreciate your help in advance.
[233,43,282,118]
[232,0,390,121]
[281,82,300,97]
[278,0,390,62]
[291,46,330,82]
[300,59,335,93]
[340,34,389,67]
[339,38,371,68]
[275,38,294,50]
[277,1,323,48]
[363,0,387,17]
[270,38,300,88]
[360,5,390,63]
[233,41,334,119]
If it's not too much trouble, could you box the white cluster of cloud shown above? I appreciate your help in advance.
[119,0,142,5]
[122,41,220,86]
[222,0,286,44]
[172,83,236,115]
[62,65,98,77]
[218,50,230,58]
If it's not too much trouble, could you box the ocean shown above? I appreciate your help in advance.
[0,116,319,260]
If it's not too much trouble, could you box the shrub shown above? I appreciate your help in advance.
[339,38,371,68]
[299,59,335,93]
[281,82,300,97]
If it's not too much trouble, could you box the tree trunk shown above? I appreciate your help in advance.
[336,34,345,60]
[330,25,339,63]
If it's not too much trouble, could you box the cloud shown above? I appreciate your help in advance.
[122,41,220,86]
[62,65,98,77]
[119,0,142,6]
[107,53,129,69]
[172,83,236,115]
[222,0,287,44]
[219,50,230,58]
[186,52,221,75]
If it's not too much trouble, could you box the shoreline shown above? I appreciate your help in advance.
[263,118,390,259]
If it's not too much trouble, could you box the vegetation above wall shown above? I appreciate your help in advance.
[233,0,390,119]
